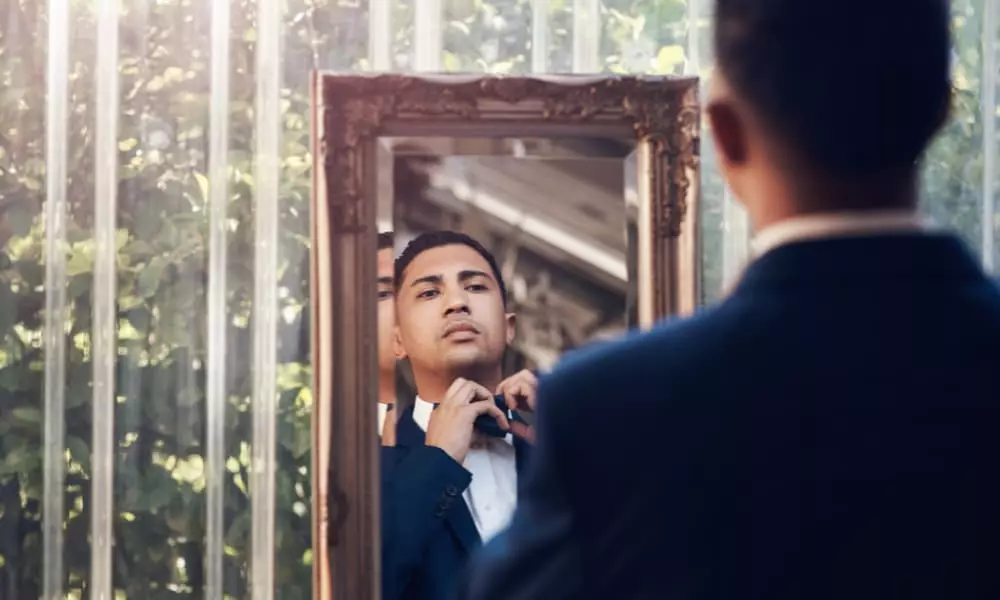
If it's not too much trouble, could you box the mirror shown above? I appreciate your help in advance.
[311,74,699,599]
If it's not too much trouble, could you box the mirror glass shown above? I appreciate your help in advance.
[375,136,638,596]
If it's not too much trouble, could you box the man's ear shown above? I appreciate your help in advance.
[707,98,748,168]
[706,69,749,169]
[393,325,407,360]
[504,313,516,346]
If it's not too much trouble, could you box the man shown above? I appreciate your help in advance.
[460,1,1000,599]
[381,230,538,600]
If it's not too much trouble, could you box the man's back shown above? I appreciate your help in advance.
[463,233,1000,599]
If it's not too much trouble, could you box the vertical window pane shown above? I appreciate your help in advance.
[442,0,533,74]
[923,0,987,266]
[1,1,56,598]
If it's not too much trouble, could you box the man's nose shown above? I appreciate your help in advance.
[443,288,470,316]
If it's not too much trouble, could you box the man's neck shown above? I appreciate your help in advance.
[413,368,502,404]
[748,167,919,233]
[378,374,395,405]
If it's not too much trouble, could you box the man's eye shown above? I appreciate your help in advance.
[467,283,488,292]
[377,290,393,300]
[417,289,438,299]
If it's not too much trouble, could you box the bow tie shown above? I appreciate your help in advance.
[432,395,527,438]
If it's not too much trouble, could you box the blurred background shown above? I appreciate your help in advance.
[0,0,996,598]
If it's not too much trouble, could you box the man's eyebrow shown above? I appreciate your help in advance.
[458,269,493,283]
[377,276,393,286]
[409,274,443,288]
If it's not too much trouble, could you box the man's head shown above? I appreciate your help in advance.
[393,231,514,385]
[708,0,951,220]
[377,231,396,376]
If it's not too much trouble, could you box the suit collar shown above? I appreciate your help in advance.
[396,404,426,448]
[751,210,929,257]
[735,232,984,296]
[393,405,532,554]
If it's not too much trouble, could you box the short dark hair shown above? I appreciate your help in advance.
[394,230,508,306]
[715,0,951,174]
[377,231,395,251]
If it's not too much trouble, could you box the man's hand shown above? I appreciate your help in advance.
[496,369,538,443]
[426,378,510,464]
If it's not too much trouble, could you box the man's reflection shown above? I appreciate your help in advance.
[381,230,536,600]
[377,231,398,441]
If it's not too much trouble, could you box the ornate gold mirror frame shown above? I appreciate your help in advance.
[310,73,700,599]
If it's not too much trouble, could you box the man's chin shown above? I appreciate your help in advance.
[442,350,491,372]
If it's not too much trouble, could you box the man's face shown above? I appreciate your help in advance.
[376,247,396,374]
[394,243,514,376]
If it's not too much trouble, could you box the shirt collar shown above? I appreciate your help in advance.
[411,396,515,446]
[751,210,931,257]
[412,396,434,432]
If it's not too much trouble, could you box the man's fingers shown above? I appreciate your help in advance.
[442,377,470,406]
[510,421,535,444]
[521,387,537,411]
[496,370,534,393]
[502,386,521,411]
[502,382,537,412]
[468,401,510,431]
[469,382,494,402]
[497,370,538,411]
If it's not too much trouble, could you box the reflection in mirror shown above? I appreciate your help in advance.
[380,136,637,599]
[310,73,700,600]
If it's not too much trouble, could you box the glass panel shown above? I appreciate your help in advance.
[90,0,120,595]
[205,0,231,596]
[1,1,56,598]
[442,0,533,74]
[982,0,998,271]
[923,0,989,271]
[111,0,212,595]
[415,0,443,71]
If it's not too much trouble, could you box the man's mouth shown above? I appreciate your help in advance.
[442,321,480,338]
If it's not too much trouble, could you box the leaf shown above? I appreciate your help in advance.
[126,307,152,332]
[0,284,14,335]
[66,435,91,473]
[0,446,40,476]
[66,243,94,277]
[66,274,90,303]
[137,256,167,298]
[193,171,209,202]
[6,204,35,237]
[656,44,686,73]
[11,406,43,425]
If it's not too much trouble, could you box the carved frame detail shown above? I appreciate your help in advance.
[311,73,700,600]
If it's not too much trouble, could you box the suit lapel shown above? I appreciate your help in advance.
[395,406,482,554]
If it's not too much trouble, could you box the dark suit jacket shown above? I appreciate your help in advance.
[381,404,532,600]
[459,233,1000,600]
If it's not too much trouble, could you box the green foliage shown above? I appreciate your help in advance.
[0,0,991,597]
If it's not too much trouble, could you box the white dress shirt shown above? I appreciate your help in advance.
[412,396,518,543]
[751,210,931,257]
[378,403,389,437]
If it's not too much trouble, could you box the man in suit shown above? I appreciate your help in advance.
[459,1,1000,599]
[382,230,539,600]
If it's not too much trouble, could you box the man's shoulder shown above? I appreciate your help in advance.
[539,300,752,410]
[556,302,742,374]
